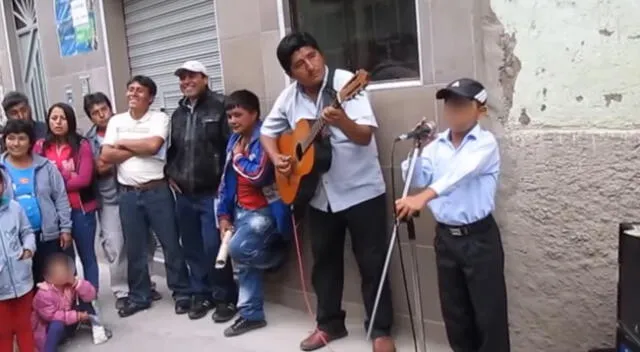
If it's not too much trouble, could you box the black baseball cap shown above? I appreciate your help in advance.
[436,78,488,104]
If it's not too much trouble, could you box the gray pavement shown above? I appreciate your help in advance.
[61,264,450,352]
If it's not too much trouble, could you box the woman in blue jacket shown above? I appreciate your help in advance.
[217,90,291,338]
[0,119,73,284]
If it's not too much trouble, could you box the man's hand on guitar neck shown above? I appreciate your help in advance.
[321,105,373,146]
[321,106,348,127]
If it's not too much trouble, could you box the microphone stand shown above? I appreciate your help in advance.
[367,135,427,352]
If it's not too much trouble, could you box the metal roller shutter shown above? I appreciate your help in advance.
[123,0,223,114]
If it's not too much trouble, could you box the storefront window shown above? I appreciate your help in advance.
[289,0,420,83]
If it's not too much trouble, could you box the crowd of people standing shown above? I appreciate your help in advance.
[0,30,508,352]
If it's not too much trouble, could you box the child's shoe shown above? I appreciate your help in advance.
[89,315,112,345]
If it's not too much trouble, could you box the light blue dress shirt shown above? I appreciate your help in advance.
[401,123,500,226]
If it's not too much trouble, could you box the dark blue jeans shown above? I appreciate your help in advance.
[118,182,191,306]
[228,206,282,321]
[71,210,99,290]
[71,210,98,315]
[44,321,76,352]
[175,193,237,304]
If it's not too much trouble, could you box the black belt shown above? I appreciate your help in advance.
[437,214,494,236]
[119,178,166,192]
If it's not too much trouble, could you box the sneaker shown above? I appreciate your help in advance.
[117,301,151,318]
[300,328,348,351]
[212,303,237,323]
[188,297,213,320]
[91,324,112,345]
[223,317,267,337]
[115,297,128,310]
[151,289,162,301]
[372,336,396,352]
[174,299,190,315]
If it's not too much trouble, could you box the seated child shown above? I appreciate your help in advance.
[217,90,292,337]
[0,169,37,352]
[32,253,100,351]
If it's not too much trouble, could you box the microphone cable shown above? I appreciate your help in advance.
[390,139,420,352]
[289,139,421,352]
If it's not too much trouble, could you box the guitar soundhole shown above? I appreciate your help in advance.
[295,143,303,161]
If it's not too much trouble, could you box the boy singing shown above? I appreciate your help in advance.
[396,78,510,352]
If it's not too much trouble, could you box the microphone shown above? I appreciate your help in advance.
[215,229,234,269]
[395,119,436,141]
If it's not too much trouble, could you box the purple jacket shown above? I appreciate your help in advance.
[32,279,96,352]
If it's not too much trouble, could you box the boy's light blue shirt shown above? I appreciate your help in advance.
[401,123,500,226]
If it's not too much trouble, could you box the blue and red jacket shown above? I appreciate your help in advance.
[216,121,292,240]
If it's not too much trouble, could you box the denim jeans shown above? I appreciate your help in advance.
[71,209,99,315]
[175,193,237,303]
[228,206,282,321]
[118,182,191,305]
[71,210,99,290]
[44,321,77,352]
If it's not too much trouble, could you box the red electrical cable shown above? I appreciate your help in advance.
[291,213,336,352]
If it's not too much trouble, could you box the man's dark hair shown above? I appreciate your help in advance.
[44,103,83,156]
[127,75,157,98]
[2,91,29,113]
[83,92,113,118]
[276,32,322,74]
[2,119,36,148]
[225,89,261,117]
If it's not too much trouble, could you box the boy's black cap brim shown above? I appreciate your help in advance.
[436,87,476,101]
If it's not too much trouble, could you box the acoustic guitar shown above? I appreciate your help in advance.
[276,69,371,205]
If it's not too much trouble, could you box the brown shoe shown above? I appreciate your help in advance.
[300,329,348,351]
[372,336,396,352]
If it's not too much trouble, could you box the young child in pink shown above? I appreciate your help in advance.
[32,253,96,352]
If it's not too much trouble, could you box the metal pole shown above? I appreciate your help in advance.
[367,142,427,352]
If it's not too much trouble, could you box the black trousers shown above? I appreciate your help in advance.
[434,215,510,352]
[307,194,393,339]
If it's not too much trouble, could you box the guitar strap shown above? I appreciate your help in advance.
[316,67,337,139]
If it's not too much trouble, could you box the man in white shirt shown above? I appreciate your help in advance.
[260,32,395,352]
[100,75,191,318]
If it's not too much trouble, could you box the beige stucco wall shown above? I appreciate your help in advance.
[492,0,640,128]
[483,0,640,350]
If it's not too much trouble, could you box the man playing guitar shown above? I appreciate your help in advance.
[260,32,396,352]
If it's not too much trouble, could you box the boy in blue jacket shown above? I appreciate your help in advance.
[217,90,291,337]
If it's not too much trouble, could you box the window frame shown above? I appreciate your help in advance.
[276,0,425,91]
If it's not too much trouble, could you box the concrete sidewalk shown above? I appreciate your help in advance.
[61,264,451,352]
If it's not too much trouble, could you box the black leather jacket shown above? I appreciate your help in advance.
[166,89,230,195]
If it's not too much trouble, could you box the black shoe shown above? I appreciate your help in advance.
[115,297,128,310]
[188,297,214,320]
[117,301,151,318]
[151,289,162,301]
[224,317,267,337]
[174,299,191,315]
[212,303,237,323]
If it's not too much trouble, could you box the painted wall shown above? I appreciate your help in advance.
[491,0,640,128]
[32,0,113,132]
[481,0,640,351]
[0,1,16,124]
